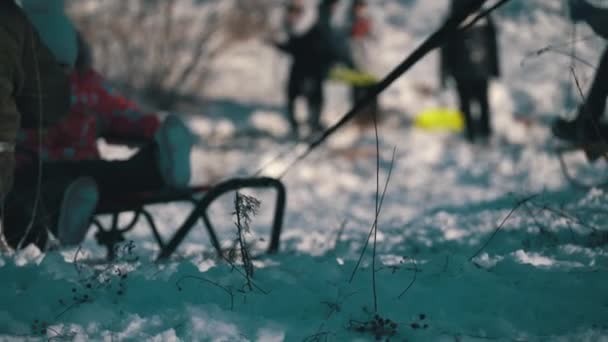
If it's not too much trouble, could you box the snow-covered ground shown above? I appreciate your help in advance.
[2,0,608,341]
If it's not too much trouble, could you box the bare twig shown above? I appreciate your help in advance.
[529,201,599,232]
[570,65,588,104]
[302,329,333,342]
[73,246,84,276]
[46,326,77,342]
[232,192,258,291]
[221,255,269,295]
[521,47,597,69]
[469,194,537,261]
[55,297,90,321]
[176,275,235,311]
[331,219,347,252]
[522,202,549,236]
[519,29,597,69]
[397,258,418,299]
[372,114,381,312]
[349,147,397,285]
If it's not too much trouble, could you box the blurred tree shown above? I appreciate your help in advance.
[66,0,274,110]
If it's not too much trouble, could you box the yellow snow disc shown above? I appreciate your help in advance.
[329,66,378,86]
[414,108,464,132]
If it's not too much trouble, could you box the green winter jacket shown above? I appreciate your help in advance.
[0,1,70,196]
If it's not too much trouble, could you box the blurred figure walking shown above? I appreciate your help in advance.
[552,0,608,150]
[348,0,380,128]
[271,0,344,139]
[440,0,500,143]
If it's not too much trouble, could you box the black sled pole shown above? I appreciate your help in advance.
[264,0,512,178]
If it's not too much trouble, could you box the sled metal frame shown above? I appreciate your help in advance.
[91,177,286,261]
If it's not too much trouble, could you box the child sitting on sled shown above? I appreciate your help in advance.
[3,0,194,250]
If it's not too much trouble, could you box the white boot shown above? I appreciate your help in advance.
[57,177,99,246]
[154,114,194,188]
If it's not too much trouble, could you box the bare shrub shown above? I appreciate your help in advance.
[66,0,274,110]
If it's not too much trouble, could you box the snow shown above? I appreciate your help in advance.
[2,0,608,341]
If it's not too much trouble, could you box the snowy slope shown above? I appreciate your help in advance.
[2,0,608,341]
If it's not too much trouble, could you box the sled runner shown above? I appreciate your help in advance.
[92,177,286,260]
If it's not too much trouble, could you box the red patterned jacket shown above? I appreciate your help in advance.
[16,68,161,167]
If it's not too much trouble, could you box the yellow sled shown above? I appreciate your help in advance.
[414,107,464,132]
[329,66,378,86]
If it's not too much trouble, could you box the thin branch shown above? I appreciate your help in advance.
[176,275,235,311]
[529,201,599,232]
[55,299,88,321]
[73,246,84,276]
[522,202,549,235]
[233,192,255,291]
[331,219,347,252]
[469,194,537,261]
[349,147,397,284]
[371,113,381,312]
[521,47,597,70]
[397,259,418,299]
[221,255,269,295]
[570,66,587,101]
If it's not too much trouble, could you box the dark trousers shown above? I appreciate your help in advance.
[455,78,490,142]
[287,72,324,133]
[3,145,163,249]
[351,84,379,127]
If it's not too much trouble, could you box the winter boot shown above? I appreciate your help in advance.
[155,114,194,188]
[57,177,99,246]
[552,117,581,142]
[551,113,606,143]
[552,115,608,161]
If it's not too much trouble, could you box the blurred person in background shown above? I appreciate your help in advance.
[0,0,71,251]
[440,0,500,143]
[348,0,381,128]
[552,0,608,151]
[4,0,195,250]
[271,0,349,140]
